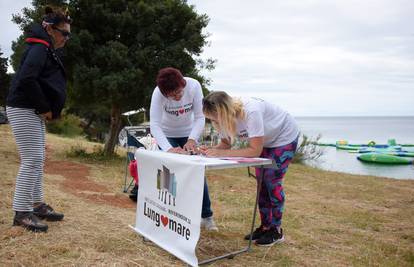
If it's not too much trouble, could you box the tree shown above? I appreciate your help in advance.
[0,47,11,107]
[11,0,214,155]
[67,0,213,155]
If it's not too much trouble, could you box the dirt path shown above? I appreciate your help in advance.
[45,159,135,209]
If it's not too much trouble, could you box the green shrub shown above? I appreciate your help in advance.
[66,143,89,158]
[47,113,83,137]
[293,134,324,164]
[66,143,122,162]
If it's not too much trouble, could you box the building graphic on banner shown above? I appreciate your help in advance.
[157,165,177,206]
[143,163,192,241]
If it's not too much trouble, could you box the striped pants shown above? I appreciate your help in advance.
[6,107,46,212]
[255,137,298,229]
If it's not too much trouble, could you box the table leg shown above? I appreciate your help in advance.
[247,165,263,250]
[199,165,264,265]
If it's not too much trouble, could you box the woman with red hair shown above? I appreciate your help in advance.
[149,67,217,231]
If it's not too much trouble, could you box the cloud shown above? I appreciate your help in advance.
[0,0,31,72]
[189,0,414,115]
[1,0,413,115]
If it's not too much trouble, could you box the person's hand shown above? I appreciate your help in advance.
[183,139,197,152]
[198,145,209,155]
[40,111,53,121]
[204,148,227,157]
[167,147,186,154]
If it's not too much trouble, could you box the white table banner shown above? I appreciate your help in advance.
[133,150,205,267]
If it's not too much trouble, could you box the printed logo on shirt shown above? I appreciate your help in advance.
[238,129,249,139]
[164,103,193,117]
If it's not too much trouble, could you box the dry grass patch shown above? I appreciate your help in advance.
[1,124,413,266]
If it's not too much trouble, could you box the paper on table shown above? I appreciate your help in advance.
[218,157,268,163]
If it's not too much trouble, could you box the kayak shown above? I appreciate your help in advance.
[354,151,414,157]
[336,145,360,151]
[385,151,414,157]
[357,153,413,164]
[354,146,405,153]
[337,145,402,151]
[317,139,414,148]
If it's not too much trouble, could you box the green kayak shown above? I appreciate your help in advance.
[336,145,361,151]
[317,139,414,147]
[357,153,413,165]
[385,151,414,157]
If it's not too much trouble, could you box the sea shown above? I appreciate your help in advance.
[295,116,414,180]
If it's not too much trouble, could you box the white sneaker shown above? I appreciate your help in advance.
[201,216,218,231]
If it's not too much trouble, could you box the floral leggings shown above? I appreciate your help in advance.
[255,137,298,229]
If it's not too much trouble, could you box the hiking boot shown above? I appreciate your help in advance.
[33,203,64,221]
[255,228,284,246]
[244,225,266,240]
[201,216,218,231]
[13,211,48,232]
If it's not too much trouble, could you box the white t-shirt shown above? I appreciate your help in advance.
[149,77,205,151]
[231,97,299,148]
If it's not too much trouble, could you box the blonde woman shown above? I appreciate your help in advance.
[201,91,299,246]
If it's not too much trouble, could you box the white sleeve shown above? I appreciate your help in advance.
[246,110,265,138]
[149,89,173,151]
[188,82,206,142]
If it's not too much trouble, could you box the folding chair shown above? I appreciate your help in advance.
[123,129,145,193]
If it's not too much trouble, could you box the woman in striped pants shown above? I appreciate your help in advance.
[6,7,72,232]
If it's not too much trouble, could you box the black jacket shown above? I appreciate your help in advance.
[7,24,67,119]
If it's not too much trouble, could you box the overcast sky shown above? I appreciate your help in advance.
[1,0,413,116]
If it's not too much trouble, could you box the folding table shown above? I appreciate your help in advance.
[131,150,276,266]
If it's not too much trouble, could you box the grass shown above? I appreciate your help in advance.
[0,124,413,266]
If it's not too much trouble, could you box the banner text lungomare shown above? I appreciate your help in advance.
[144,201,191,240]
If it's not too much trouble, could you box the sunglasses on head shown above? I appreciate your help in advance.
[52,26,71,38]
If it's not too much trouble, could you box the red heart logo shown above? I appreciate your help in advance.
[179,109,184,114]
[161,215,168,227]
